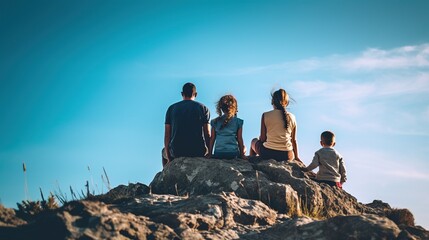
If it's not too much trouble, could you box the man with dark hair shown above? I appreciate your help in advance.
[181,82,196,98]
[163,82,211,167]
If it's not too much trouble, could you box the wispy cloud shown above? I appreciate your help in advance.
[127,43,429,78]
[347,149,429,181]
[292,72,429,100]
[342,44,429,71]
[288,54,429,136]
[291,74,429,136]
[376,73,429,96]
[233,43,429,75]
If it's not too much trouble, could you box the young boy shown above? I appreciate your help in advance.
[301,131,346,188]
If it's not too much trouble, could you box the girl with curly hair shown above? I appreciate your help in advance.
[208,95,246,159]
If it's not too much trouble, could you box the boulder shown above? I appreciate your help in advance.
[151,157,369,218]
[90,182,150,203]
[242,214,401,240]
[151,157,301,215]
[116,192,277,238]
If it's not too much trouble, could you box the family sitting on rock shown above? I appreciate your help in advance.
[162,82,347,188]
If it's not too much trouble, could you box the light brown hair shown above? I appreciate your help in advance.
[215,95,238,129]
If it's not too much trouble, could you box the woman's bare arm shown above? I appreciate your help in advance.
[291,124,302,163]
[236,127,246,159]
[259,113,267,142]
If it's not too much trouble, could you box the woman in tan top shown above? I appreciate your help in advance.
[250,89,301,162]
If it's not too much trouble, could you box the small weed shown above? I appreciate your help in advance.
[298,188,325,220]
[54,181,68,205]
[16,189,58,221]
[102,167,111,191]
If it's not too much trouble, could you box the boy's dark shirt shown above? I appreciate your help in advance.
[165,100,210,158]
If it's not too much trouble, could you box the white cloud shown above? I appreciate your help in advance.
[293,73,429,101]
[293,80,376,101]
[377,73,429,96]
[230,43,429,76]
[291,73,429,136]
[343,44,429,71]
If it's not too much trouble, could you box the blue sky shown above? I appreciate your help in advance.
[1,0,429,228]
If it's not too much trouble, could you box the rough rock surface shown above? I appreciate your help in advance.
[151,157,370,217]
[242,214,402,240]
[0,204,26,227]
[0,157,428,239]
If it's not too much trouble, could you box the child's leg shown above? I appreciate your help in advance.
[250,138,259,156]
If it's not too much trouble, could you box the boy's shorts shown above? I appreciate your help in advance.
[316,179,342,189]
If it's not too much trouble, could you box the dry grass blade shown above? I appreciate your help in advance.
[23,162,29,201]
[103,167,111,191]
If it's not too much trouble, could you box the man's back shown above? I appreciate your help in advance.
[165,100,210,157]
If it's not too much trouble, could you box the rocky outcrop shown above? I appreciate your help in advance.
[0,157,428,239]
[0,192,276,240]
[151,157,370,217]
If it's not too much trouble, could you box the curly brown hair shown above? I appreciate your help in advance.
[215,95,238,129]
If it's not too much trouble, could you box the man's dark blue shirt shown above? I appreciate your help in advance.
[165,100,210,158]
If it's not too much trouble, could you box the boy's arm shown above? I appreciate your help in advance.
[300,153,320,172]
[339,157,347,183]
[305,153,320,172]
[259,114,267,142]
[291,124,301,163]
